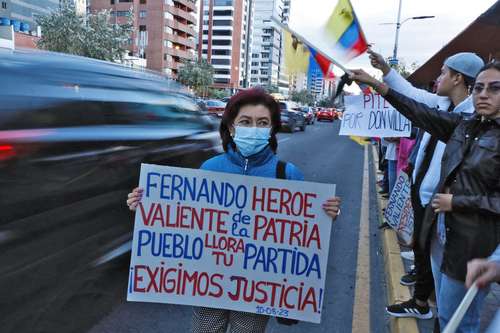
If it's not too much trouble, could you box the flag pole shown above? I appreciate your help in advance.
[271,16,351,75]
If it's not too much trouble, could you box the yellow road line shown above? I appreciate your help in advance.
[349,136,370,146]
[352,144,371,333]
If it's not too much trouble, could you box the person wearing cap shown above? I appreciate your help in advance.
[368,50,484,327]
[350,60,500,333]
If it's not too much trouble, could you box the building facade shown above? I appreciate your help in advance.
[0,0,59,34]
[91,0,197,76]
[198,0,252,90]
[249,0,289,95]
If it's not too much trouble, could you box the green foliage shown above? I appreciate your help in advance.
[262,84,280,94]
[177,60,214,97]
[36,2,132,62]
[318,97,335,108]
[290,89,314,105]
[388,58,419,78]
[207,88,229,99]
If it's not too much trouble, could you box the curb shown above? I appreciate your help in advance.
[370,145,420,333]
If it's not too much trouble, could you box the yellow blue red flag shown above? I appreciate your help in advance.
[324,0,368,59]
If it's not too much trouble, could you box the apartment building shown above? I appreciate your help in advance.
[198,0,252,90]
[91,0,197,76]
[249,0,289,95]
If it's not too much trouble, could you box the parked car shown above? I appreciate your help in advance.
[299,106,315,125]
[279,101,306,132]
[0,48,221,333]
[316,108,336,122]
[205,99,226,117]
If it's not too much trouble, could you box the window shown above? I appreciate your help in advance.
[214,0,233,6]
[211,59,230,65]
[139,10,147,18]
[203,20,209,25]
[139,25,147,31]
[212,49,230,55]
[251,70,258,74]
[202,50,208,54]
[110,0,114,4]
[118,0,132,2]
[261,53,269,58]
[213,10,232,16]
[252,53,259,58]
[212,30,231,36]
[203,10,209,15]
[262,37,271,42]
[212,39,231,46]
[263,28,273,34]
[111,11,130,17]
[203,30,209,34]
[214,78,230,84]
[251,62,258,66]
[140,0,146,3]
[215,69,230,75]
[213,20,232,26]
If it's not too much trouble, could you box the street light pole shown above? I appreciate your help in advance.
[392,0,403,64]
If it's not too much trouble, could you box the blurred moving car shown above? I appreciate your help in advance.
[205,99,226,117]
[316,108,336,122]
[0,48,221,333]
[299,106,315,125]
[279,101,306,132]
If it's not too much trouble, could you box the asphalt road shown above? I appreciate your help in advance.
[89,121,390,333]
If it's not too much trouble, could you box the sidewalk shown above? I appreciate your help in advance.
[372,145,500,333]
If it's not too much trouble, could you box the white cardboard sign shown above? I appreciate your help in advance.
[127,163,336,323]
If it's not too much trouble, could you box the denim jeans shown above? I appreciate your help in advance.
[388,159,398,194]
[430,230,489,333]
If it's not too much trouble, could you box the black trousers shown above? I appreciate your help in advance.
[411,189,435,303]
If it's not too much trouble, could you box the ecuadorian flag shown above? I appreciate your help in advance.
[325,0,368,59]
[284,30,335,78]
[283,30,310,75]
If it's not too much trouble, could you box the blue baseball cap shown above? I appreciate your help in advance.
[444,52,484,79]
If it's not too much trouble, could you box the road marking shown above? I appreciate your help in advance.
[352,144,371,332]
[350,136,370,146]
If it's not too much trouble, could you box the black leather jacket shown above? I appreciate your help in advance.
[385,89,500,282]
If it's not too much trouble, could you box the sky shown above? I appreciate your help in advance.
[288,0,498,91]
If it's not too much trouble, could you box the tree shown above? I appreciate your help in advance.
[36,2,132,62]
[177,60,214,97]
[318,97,335,108]
[388,58,419,79]
[262,84,280,94]
[290,89,314,105]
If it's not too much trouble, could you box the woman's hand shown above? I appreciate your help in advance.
[431,193,453,213]
[126,187,143,211]
[322,197,341,220]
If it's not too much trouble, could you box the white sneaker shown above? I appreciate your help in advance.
[401,251,415,261]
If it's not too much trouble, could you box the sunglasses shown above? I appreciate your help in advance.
[472,82,500,95]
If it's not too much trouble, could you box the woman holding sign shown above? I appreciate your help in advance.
[350,61,500,333]
[127,88,341,333]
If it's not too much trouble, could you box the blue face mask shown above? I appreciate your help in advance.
[233,126,271,157]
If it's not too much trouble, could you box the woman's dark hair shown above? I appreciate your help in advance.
[477,60,500,76]
[219,88,281,153]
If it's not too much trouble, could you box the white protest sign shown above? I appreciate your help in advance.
[384,172,414,245]
[339,93,411,137]
[127,163,336,323]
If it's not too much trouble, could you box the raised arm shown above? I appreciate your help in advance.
[368,49,447,107]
